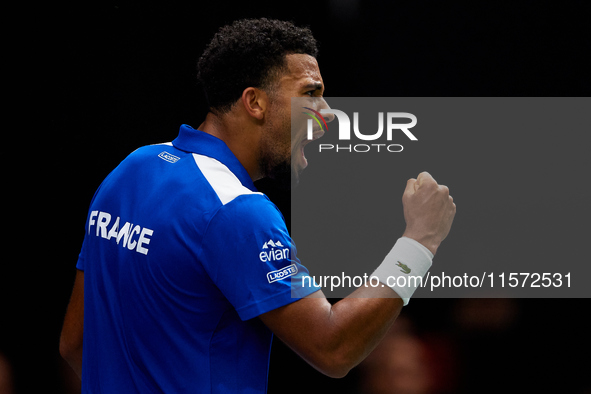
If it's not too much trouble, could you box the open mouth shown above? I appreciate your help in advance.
[300,129,324,149]
[302,129,325,146]
[298,129,325,168]
[311,129,325,141]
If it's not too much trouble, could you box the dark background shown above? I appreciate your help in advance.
[5,1,590,393]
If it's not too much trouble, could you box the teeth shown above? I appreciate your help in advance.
[303,130,324,145]
[309,129,325,141]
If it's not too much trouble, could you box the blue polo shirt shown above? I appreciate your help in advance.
[76,124,319,393]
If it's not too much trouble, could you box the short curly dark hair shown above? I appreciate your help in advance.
[197,18,318,114]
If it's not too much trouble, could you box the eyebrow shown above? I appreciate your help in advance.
[302,83,324,91]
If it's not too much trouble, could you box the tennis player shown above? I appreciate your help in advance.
[60,18,455,393]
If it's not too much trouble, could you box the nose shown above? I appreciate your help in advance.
[318,98,335,124]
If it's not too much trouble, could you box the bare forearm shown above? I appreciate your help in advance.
[323,285,403,374]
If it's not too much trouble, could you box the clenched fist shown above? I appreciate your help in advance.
[402,172,456,256]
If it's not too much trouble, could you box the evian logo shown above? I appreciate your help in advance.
[259,239,290,263]
[261,239,296,283]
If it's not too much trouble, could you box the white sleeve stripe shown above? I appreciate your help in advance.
[150,142,173,146]
[192,153,262,205]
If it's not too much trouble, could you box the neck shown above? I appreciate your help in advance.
[198,112,263,181]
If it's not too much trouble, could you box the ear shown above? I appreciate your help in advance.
[241,87,268,120]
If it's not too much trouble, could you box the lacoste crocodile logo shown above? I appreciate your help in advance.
[396,261,411,274]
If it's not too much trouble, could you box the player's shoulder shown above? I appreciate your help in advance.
[189,152,261,206]
[108,142,177,172]
[200,193,286,248]
[202,192,290,254]
[126,142,176,161]
[215,192,283,226]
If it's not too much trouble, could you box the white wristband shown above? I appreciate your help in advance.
[371,237,433,306]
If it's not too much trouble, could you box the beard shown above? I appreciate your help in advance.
[258,101,302,190]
